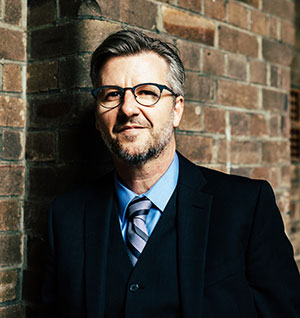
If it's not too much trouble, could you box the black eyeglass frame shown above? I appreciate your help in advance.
[91,82,179,109]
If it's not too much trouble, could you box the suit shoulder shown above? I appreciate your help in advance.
[198,165,270,195]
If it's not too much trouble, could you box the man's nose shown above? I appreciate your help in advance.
[119,89,140,117]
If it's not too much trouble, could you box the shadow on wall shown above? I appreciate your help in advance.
[24,1,114,312]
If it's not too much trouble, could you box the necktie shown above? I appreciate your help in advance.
[126,197,152,266]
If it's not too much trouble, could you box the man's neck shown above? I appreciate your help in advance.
[113,147,176,195]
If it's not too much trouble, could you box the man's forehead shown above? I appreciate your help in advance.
[98,52,170,85]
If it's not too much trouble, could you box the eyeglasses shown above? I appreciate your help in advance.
[91,82,178,109]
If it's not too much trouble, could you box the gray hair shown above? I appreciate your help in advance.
[90,29,185,96]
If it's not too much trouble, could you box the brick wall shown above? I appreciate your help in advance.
[0,0,26,316]
[291,0,300,268]
[0,0,298,316]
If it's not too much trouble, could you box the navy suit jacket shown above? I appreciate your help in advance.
[42,153,300,317]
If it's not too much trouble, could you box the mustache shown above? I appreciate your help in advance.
[112,115,151,133]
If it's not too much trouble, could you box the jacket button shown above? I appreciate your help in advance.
[129,283,139,292]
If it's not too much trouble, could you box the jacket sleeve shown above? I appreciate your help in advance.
[246,180,300,317]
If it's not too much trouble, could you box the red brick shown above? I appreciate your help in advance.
[0,28,25,61]
[230,141,260,164]
[204,107,226,134]
[26,131,56,161]
[204,0,227,21]
[0,96,26,128]
[281,165,290,188]
[282,115,290,138]
[263,89,287,112]
[219,26,258,58]
[0,235,22,266]
[231,167,251,178]
[178,0,202,12]
[59,55,95,89]
[279,68,290,91]
[2,64,22,92]
[250,10,268,36]
[0,271,18,303]
[263,0,294,21]
[176,41,201,71]
[185,73,214,102]
[203,49,225,76]
[216,139,228,163]
[291,69,300,88]
[120,0,157,29]
[230,111,249,136]
[252,167,269,180]
[162,6,215,45]
[28,93,93,129]
[228,0,248,30]
[250,60,266,85]
[227,54,247,81]
[263,39,293,66]
[30,20,120,59]
[4,0,22,26]
[0,166,24,196]
[262,141,289,163]
[269,115,280,137]
[276,191,290,214]
[217,80,258,109]
[281,21,295,46]
[175,134,213,163]
[178,103,202,131]
[2,130,24,160]
[28,0,56,27]
[250,113,268,136]
[0,201,19,231]
[269,167,280,189]
[236,0,259,8]
[27,61,58,93]
[0,304,24,318]
[268,16,279,40]
[270,65,279,88]
[24,201,48,236]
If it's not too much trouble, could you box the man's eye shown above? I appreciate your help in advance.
[104,91,121,100]
[138,90,158,97]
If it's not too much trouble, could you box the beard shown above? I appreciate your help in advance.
[98,111,175,166]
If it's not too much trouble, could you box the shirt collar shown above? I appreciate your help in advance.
[114,153,179,224]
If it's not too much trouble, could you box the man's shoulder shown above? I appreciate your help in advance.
[178,152,270,196]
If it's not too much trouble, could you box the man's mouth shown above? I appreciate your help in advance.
[114,124,146,133]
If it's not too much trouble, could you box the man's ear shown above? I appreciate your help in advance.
[173,96,184,128]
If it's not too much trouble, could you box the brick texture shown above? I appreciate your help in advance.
[228,0,248,30]
[263,39,294,66]
[217,80,258,109]
[219,26,258,57]
[162,7,215,45]
[204,0,227,21]
[0,29,25,61]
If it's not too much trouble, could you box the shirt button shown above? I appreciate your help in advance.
[129,283,139,292]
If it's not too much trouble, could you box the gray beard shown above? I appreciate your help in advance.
[100,116,174,166]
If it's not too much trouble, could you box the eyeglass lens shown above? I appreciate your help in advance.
[97,84,161,108]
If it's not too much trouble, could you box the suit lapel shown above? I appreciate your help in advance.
[177,154,213,318]
[84,173,115,318]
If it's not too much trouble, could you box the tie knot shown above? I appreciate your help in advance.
[127,196,152,220]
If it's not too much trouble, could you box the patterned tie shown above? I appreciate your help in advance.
[126,196,152,266]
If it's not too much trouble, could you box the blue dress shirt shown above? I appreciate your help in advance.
[114,153,179,241]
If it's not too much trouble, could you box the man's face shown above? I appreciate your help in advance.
[95,52,184,165]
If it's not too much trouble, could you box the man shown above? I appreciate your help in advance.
[42,30,300,317]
